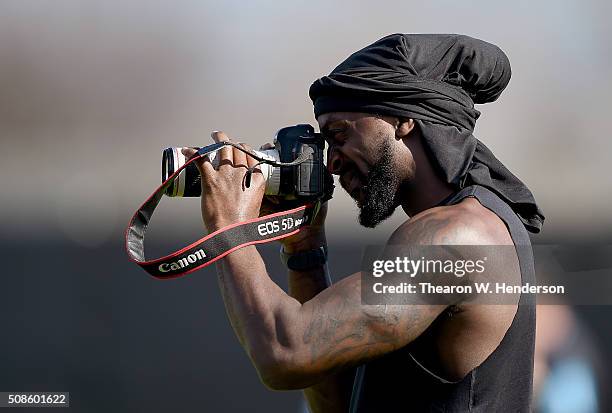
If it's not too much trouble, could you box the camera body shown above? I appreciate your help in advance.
[274,124,325,199]
[162,124,330,202]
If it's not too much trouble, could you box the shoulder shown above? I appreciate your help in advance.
[388,197,513,246]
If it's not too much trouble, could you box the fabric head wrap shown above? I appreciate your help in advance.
[309,33,544,233]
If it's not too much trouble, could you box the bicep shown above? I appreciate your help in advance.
[291,272,446,380]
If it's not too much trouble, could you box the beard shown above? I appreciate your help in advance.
[356,141,401,228]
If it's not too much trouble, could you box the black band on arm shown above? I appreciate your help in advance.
[280,245,328,272]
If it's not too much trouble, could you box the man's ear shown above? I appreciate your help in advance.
[396,118,415,139]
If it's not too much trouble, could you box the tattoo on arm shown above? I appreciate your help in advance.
[293,210,476,378]
[297,276,444,377]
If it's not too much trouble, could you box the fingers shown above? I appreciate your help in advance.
[233,142,248,168]
[182,132,262,177]
[212,131,233,165]
[181,146,198,159]
[181,147,213,174]
[259,142,274,150]
[211,130,230,143]
[239,143,259,169]
[236,142,265,190]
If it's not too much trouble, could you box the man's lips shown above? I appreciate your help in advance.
[340,170,366,204]
[352,187,365,206]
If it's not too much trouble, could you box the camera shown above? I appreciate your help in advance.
[162,124,331,202]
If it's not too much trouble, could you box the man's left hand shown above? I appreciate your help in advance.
[182,131,265,233]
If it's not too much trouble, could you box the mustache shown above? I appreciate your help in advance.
[339,169,369,200]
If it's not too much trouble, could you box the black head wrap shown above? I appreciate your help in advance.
[310,33,544,233]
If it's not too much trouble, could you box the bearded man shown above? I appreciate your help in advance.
[183,34,544,412]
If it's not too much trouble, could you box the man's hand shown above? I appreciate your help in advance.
[257,142,328,253]
[182,131,266,233]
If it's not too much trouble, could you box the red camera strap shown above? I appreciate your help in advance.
[125,145,319,279]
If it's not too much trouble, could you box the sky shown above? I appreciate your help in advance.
[1,0,611,248]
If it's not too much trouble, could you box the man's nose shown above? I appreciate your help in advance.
[327,146,344,175]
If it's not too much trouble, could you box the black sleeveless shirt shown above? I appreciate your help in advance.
[349,185,536,413]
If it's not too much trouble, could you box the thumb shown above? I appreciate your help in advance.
[181,147,198,159]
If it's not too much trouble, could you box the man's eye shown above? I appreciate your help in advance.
[326,128,346,144]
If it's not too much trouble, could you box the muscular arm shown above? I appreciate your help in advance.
[284,235,355,413]
[188,134,515,407]
[215,244,445,390]
[213,209,479,390]
[214,200,516,410]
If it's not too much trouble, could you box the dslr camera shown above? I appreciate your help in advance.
[162,124,332,203]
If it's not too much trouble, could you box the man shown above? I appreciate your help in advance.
[183,34,544,412]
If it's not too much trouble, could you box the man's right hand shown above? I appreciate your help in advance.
[258,143,328,253]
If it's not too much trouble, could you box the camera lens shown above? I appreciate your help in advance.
[162,146,282,197]
[162,147,202,197]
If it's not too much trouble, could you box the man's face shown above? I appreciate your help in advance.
[317,112,410,227]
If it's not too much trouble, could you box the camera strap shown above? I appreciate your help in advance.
[125,143,322,279]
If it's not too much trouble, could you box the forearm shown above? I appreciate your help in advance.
[215,246,301,367]
[284,232,331,303]
[215,239,354,409]
[287,265,331,303]
[284,238,355,413]
[213,236,357,408]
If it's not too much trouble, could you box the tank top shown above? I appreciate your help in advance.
[349,185,536,412]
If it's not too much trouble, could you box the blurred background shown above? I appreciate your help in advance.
[1,0,610,411]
